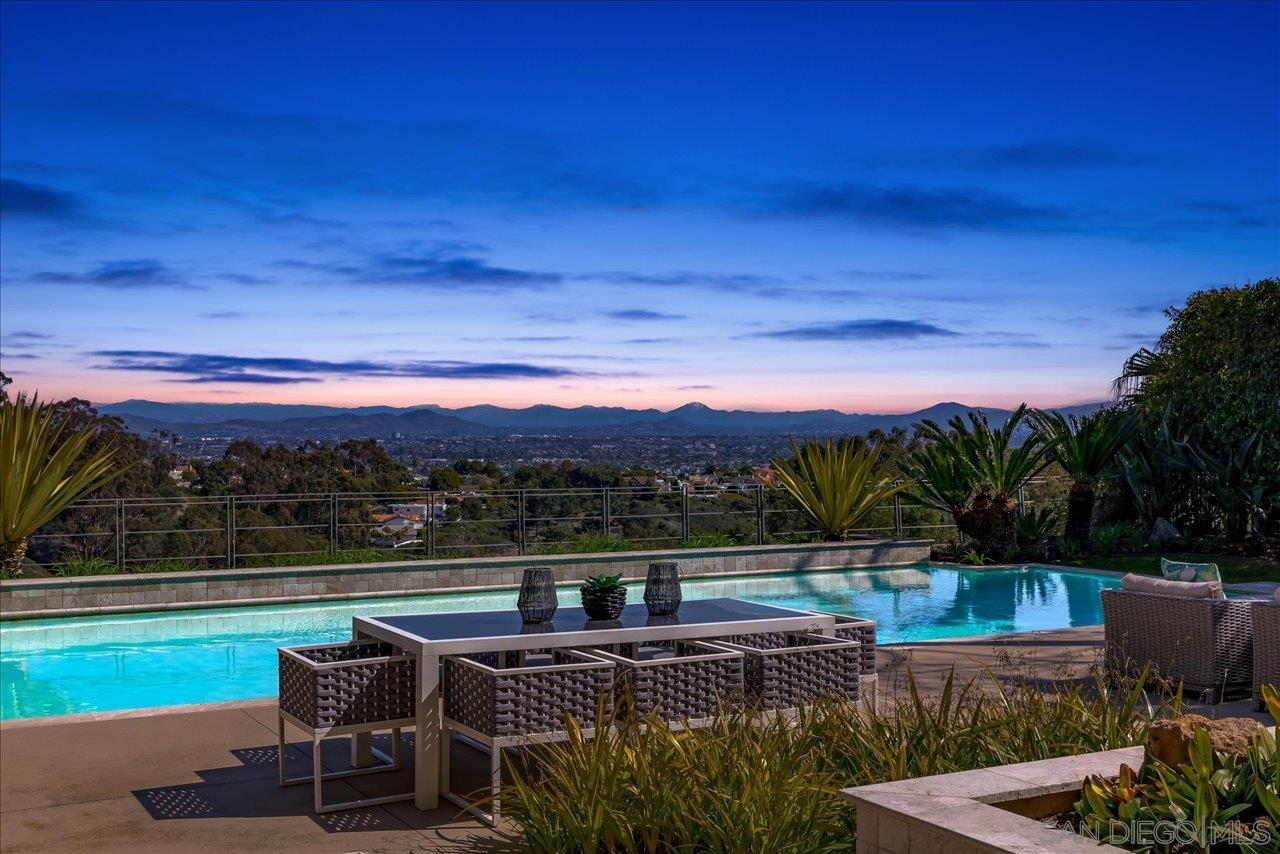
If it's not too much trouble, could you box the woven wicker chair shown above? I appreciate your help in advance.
[1253,600,1280,711]
[712,631,862,711]
[1101,589,1254,702]
[441,649,614,826]
[277,640,416,813]
[806,611,878,709]
[589,640,745,726]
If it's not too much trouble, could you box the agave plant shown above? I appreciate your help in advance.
[1032,409,1135,545]
[0,393,122,578]
[902,405,1049,555]
[770,437,909,541]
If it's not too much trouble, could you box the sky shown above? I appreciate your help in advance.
[1,0,1277,413]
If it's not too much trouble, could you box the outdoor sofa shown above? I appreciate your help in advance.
[1103,574,1254,702]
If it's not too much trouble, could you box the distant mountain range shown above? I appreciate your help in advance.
[99,399,1106,439]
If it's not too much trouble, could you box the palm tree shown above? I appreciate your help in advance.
[902,405,1049,555]
[1,394,122,577]
[1031,409,1135,546]
[770,437,910,541]
[1112,347,1170,403]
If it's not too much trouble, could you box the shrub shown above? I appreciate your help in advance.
[52,556,118,577]
[1090,521,1145,554]
[1015,506,1060,551]
[1076,685,1279,851]
[678,533,738,548]
[532,533,636,555]
[130,558,192,574]
[502,669,1167,851]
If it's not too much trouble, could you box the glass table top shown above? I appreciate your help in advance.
[368,597,816,642]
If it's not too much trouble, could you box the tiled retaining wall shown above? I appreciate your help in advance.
[0,539,929,620]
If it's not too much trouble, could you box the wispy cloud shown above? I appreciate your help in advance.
[0,178,83,219]
[213,272,275,285]
[756,181,1074,233]
[588,271,788,291]
[868,142,1143,172]
[278,249,560,290]
[605,309,686,321]
[840,269,938,282]
[90,350,586,384]
[30,259,196,289]
[201,311,247,320]
[750,319,960,341]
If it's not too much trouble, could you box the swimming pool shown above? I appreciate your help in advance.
[0,563,1120,720]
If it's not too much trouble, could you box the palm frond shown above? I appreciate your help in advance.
[1112,347,1169,401]
[1032,409,1136,483]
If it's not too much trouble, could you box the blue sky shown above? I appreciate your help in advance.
[2,0,1277,411]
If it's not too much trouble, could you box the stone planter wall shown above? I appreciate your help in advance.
[841,746,1144,853]
[0,538,929,620]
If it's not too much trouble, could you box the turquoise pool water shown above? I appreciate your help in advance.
[0,564,1120,720]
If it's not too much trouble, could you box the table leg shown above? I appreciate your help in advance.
[415,650,441,810]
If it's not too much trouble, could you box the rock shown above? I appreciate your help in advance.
[1149,517,1184,548]
[1146,715,1265,768]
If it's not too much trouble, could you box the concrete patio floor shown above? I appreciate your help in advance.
[1,625,1268,853]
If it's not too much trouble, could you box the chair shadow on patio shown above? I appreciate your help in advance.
[130,730,505,839]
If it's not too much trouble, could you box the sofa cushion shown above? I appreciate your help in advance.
[1123,572,1225,600]
[1160,558,1222,583]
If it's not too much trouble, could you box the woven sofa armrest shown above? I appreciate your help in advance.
[1102,589,1254,694]
[1253,601,1280,708]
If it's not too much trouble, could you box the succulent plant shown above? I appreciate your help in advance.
[1075,684,1279,851]
[582,573,624,590]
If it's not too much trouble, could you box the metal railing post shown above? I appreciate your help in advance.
[602,488,612,536]
[893,492,903,537]
[115,499,125,572]
[517,490,526,556]
[329,493,338,554]
[1017,486,1025,513]
[225,496,235,569]
[427,492,436,558]
[755,484,765,545]
[681,486,690,541]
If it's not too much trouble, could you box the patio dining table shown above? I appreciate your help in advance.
[351,597,835,809]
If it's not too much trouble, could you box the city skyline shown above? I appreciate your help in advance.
[2,1,1277,412]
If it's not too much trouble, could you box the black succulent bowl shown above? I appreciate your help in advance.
[580,583,627,621]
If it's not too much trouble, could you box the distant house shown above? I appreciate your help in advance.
[719,477,759,493]
[369,516,422,548]
[389,503,434,522]
[168,464,195,483]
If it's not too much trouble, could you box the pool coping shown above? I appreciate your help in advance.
[1,539,931,620]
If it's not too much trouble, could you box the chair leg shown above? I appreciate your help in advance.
[312,734,324,815]
[490,746,502,826]
[440,728,452,796]
[277,713,288,786]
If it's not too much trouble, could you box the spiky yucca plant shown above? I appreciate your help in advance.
[770,437,909,541]
[1,394,122,577]
[1031,409,1135,546]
